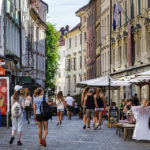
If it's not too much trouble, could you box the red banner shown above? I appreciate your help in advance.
[128,24,132,66]
[0,79,7,115]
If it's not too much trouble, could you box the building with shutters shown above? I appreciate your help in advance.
[64,23,82,96]
[110,0,150,105]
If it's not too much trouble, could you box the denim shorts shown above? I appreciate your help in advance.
[57,108,64,112]
[12,114,23,132]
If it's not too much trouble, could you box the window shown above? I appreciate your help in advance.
[84,56,86,65]
[80,56,82,69]
[75,36,77,47]
[84,32,86,42]
[74,58,76,70]
[120,13,122,27]
[84,16,86,22]
[118,46,122,67]
[69,38,71,48]
[125,43,128,65]
[148,0,150,8]
[68,78,71,94]
[80,33,82,44]
[65,59,71,71]
[74,78,76,93]
[138,0,141,15]
[125,1,127,23]
[107,15,109,35]
[130,0,134,19]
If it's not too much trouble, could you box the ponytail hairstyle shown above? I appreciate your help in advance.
[34,88,43,98]
[57,91,63,101]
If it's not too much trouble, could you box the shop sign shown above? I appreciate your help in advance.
[0,68,5,75]
[0,77,10,115]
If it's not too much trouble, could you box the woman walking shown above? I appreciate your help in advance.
[9,85,25,146]
[56,91,68,126]
[94,88,106,128]
[33,88,51,147]
[25,91,32,124]
[81,86,89,129]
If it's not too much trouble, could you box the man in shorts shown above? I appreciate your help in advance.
[65,94,74,120]
[83,89,98,130]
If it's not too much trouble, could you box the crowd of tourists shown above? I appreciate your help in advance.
[9,85,79,147]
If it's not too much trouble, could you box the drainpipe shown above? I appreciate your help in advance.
[19,0,22,68]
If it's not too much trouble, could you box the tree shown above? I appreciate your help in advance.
[46,23,60,90]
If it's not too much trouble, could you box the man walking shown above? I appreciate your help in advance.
[83,89,98,130]
[65,94,74,120]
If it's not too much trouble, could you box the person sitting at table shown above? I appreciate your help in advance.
[123,99,133,113]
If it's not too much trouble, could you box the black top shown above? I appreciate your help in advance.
[96,97,104,108]
[133,97,139,106]
[86,95,95,109]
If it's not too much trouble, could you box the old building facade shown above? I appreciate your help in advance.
[56,26,69,96]
[64,24,82,96]
[22,0,48,87]
[111,0,150,105]
[76,6,88,81]
[0,0,4,56]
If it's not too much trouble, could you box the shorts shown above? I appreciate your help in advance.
[86,109,96,118]
[57,108,64,112]
[95,108,104,111]
[12,114,23,132]
[67,105,73,113]
[36,114,49,122]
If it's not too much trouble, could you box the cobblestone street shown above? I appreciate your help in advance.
[0,116,150,150]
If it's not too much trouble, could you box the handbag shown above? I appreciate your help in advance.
[40,95,52,120]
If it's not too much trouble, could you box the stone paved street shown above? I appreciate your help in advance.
[0,116,150,150]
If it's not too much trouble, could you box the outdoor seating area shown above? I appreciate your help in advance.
[77,70,150,142]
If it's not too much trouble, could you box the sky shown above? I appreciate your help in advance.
[43,0,90,30]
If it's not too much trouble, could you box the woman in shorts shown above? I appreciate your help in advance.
[33,88,51,147]
[81,86,89,129]
[56,91,68,126]
[94,88,106,128]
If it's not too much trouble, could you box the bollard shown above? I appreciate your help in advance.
[0,109,1,127]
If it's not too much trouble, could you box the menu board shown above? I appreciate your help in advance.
[108,106,119,124]
[0,77,10,115]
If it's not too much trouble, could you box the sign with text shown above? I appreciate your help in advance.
[0,77,10,115]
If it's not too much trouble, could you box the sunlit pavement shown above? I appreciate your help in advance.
[0,116,150,150]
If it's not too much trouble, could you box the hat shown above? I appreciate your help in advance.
[88,88,95,93]
[14,85,23,92]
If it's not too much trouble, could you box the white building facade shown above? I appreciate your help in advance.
[64,24,82,96]
[0,0,4,56]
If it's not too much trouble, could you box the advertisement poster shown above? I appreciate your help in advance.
[0,77,9,115]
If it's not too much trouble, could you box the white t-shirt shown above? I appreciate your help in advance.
[56,99,64,109]
[65,96,74,106]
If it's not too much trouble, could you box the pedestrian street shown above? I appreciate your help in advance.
[0,116,150,150]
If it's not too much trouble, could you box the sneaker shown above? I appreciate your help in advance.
[42,139,46,147]
[86,127,90,130]
[28,120,30,124]
[9,136,15,144]
[93,124,96,130]
[56,122,59,126]
[40,140,43,146]
[60,124,63,127]
[17,141,22,146]
[83,125,86,129]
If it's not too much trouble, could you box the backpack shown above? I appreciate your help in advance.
[40,95,52,120]
[11,101,21,117]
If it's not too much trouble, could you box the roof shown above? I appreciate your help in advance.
[76,0,92,14]
[69,23,81,32]
[40,0,49,13]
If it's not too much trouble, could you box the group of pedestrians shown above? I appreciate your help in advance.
[9,86,51,147]
[81,87,106,130]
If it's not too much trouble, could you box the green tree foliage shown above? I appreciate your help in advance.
[46,23,60,89]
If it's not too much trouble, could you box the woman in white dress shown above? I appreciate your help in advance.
[132,99,150,140]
